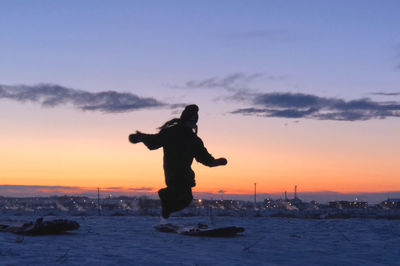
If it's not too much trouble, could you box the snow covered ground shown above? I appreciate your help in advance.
[1,215,399,265]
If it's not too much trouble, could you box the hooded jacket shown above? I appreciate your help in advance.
[142,124,216,187]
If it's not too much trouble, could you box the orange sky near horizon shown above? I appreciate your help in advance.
[1,103,399,196]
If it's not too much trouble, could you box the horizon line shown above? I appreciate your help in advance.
[1,184,400,195]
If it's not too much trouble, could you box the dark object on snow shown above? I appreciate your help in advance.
[0,218,80,235]
[154,223,244,237]
[182,226,244,237]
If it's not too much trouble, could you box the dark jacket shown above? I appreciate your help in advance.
[142,125,216,187]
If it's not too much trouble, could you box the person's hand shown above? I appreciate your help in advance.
[216,158,228,166]
[129,131,144,143]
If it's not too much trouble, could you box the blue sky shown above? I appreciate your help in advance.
[1,0,399,98]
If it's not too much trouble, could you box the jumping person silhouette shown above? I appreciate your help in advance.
[129,104,227,221]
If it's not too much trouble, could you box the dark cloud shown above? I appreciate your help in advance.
[231,92,400,121]
[0,185,154,197]
[232,107,318,119]
[0,185,81,197]
[0,84,168,113]
[253,93,325,108]
[0,185,79,191]
[371,92,400,96]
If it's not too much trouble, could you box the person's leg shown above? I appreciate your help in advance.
[158,186,193,218]
[167,187,193,213]
[158,188,171,219]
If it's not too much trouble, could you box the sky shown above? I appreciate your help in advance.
[1,1,400,200]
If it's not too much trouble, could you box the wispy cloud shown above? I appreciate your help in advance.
[231,92,400,121]
[224,29,295,42]
[371,92,400,96]
[181,73,263,90]
[394,44,400,69]
[0,84,169,113]
[176,72,285,91]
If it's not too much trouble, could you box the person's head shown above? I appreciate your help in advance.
[180,104,199,131]
[158,104,199,133]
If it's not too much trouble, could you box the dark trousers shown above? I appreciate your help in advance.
[158,186,193,218]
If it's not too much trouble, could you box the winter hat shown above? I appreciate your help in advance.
[180,104,199,123]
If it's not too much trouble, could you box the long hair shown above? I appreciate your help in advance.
[158,118,198,134]
[158,118,180,131]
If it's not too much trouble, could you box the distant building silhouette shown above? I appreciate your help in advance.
[329,201,368,209]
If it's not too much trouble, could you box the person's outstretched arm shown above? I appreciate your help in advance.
[194,138,228,167]
[129,130,165,150]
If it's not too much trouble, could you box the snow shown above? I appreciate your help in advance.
[1,215,400,265]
